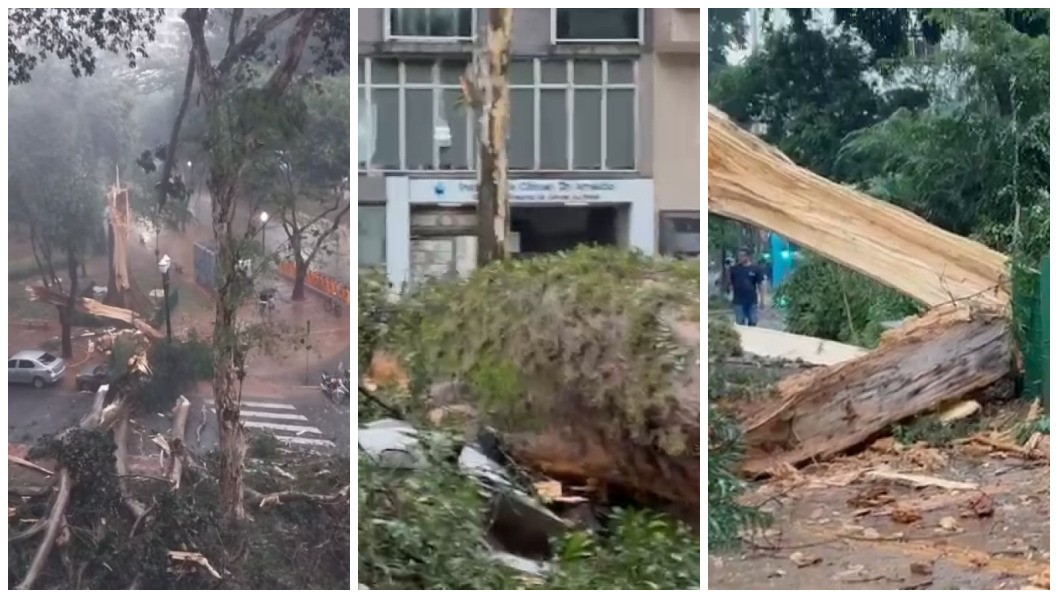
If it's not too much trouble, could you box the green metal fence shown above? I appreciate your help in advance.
[1020,256,1049,407]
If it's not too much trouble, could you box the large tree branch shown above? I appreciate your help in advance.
[218,8,303,76]
[156,51,197,208]
[266,9,319,96]
[181,9,216,93]
[227,9,244,54]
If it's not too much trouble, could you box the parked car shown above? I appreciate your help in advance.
[76,364,110,392]
[8,351,66,389]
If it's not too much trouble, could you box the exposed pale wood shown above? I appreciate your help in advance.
[741,305,1011,475]
[169,396,192,489]
[707,106,1010,309]
[28,285,164,340]
[862,469,979,490]
[735,325,867,366]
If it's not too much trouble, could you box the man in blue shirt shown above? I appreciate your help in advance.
[728,249,763,326]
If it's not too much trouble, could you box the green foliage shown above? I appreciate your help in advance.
[139,336,214,411]
[707,406,770,551]
[707,318,742,361]
[8,8,165,84]
[357,268,393,374]
[890,415,984,447]
[775,255,921,347]
[384,247,699,454]
[359,435,699,590]
[247,431,282,460]
[710,26,884,179]
[15,434,349,589]
[547,510,699,589]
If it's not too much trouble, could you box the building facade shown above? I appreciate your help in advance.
[357,8,700,287]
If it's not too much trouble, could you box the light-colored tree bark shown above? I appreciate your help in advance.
[464,8,514,266]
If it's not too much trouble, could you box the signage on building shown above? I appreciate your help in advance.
[410,179,645,204]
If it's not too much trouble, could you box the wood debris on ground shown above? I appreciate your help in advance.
[168,550,222,579]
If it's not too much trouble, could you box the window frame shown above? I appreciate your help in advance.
[358,57,638,173]
[551,8,645,44]
[384,8,477,42]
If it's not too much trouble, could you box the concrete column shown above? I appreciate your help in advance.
[385,177,411,291]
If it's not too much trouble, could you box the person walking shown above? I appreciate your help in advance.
[728,249,763,326]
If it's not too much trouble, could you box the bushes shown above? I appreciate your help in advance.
[358,435,699,590]
[139,335,214,411]
[775,254,921,348]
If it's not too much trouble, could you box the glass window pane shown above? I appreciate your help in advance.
[373,89,400,169]
[574,61,602,85]
[556,9,639,40]
[405,89,434,169]
[440,59,468,85]
[358,205,386,268]
[541,60,567,84]
[510,60,534,85]
[606,89,635,169]
[358,88,371,169]
[440,89,470,170]
[540,90,567,169]
[373,58,399,84]
[510,89,534,169]
[573,90,601,169]
[405,59,434,84]
[607,60,634,84]
[358,58,365,84]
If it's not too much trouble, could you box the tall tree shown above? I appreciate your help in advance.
[177,8,347,519]
[462,8,513,266]
[248,75,351,300]
[9,63,132,356]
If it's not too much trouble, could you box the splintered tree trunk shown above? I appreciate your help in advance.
[740,305,1012,476]
[475,8,513,267]
[211,181,248,520]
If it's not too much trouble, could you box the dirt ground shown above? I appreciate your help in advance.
[709,439,1050,590]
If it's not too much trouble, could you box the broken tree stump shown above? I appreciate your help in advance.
[741,305,1011,476]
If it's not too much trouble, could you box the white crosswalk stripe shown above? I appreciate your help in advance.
[207,397,335,449]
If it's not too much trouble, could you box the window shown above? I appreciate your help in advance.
[659,212,701,257]
[358,205,387,269]
[38,353,57,364]
[387,8,474,40]
[7,360,15,369]
[554,9,643,43]
[18,360,35,369]
[358,57,637,171]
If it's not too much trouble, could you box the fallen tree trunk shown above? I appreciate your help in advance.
[740,305,1011,476]
[707,106,1010,309]
[28,286,165,341]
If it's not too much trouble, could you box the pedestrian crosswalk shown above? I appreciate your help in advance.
[207,397,335,449]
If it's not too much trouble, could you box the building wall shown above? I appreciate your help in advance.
[358,9,696,260]
[649,53,699,212]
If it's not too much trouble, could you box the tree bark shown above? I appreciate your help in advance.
[739,305,1012,475]
[475,8,513,267]
[60,248,79,359]
[180,7,318,521]
[292,254,308,301]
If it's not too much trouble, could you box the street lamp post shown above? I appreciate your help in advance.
[259,211,269,257]
[158,254,173,343]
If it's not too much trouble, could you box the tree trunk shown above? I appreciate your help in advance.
[475,8,513,267]
[708,106,1009,308]
[739,305,1012,475]
[292,254,308,301]
[60,251,79,359]
[210,181,248,521]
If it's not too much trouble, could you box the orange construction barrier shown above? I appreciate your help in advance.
[276,261,350,305]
